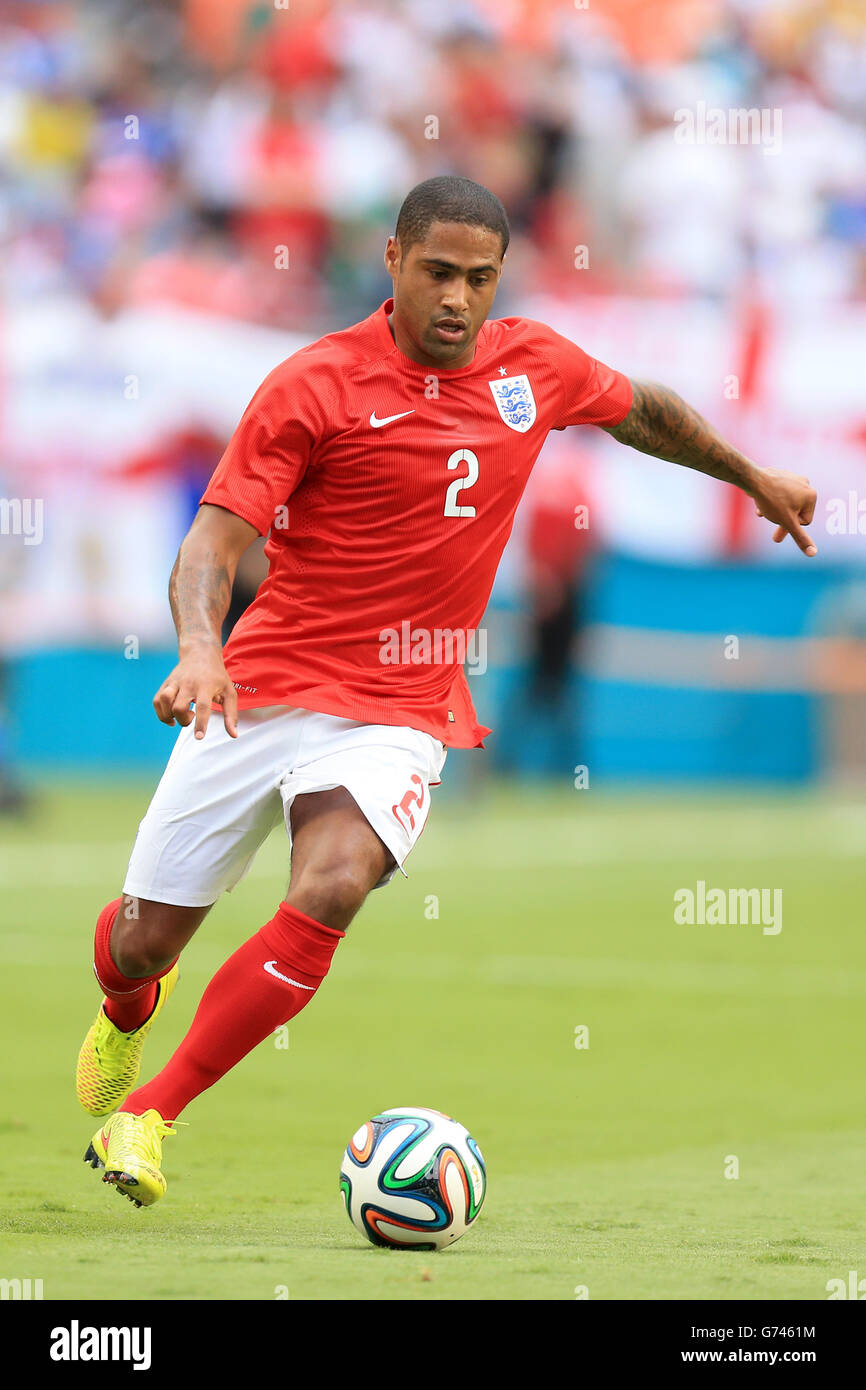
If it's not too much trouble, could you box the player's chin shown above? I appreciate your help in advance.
[425,329,471,361]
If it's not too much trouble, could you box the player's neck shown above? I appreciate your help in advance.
[386,310,477,371]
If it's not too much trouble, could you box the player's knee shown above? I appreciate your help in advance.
[111,918,178,979]
[112,935,174,979]
[111,898,208,977]
[290,860,374,930]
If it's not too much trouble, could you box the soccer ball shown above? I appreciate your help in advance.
[340,1106,486,1250]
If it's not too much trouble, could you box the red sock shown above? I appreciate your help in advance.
[120,903,344,1121]
[93,897,177,1033]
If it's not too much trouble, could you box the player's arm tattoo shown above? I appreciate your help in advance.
[169,547,231,650]
[603,380,759,495]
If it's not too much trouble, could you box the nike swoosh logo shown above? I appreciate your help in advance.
[263,960,315,990]
[369,409,415,428]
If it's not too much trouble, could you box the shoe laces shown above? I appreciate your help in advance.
[95,1027,124,1062]
[151,1117,187,1142]
[119,1113,187,1164]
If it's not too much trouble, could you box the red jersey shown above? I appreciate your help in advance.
[201,297,632,747]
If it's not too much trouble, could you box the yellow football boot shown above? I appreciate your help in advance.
[84,1109,181,1207]
[76,964,179,1116]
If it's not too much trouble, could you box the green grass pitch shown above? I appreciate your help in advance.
[1,775,864,1300]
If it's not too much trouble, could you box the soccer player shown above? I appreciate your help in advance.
[77,176,817,1206]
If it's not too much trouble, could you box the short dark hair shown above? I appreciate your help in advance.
[395,176,510,258]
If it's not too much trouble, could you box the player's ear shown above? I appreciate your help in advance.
[384,235,400,276]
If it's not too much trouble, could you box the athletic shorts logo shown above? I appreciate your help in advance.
[263,960,315,990]
[392,772,425,834]
[369,409,415,428]
[488,374,536,432]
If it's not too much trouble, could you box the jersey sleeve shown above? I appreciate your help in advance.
[541,324,633,430]
[200,357,324,535]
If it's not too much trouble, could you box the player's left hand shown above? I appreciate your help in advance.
[750,467,818,557]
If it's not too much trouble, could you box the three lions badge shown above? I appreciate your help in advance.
[488,374,536,433]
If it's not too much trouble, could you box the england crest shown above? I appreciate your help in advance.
[488,374,536,432]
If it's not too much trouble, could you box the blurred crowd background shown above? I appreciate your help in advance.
[1,0,865,798]
[4,0,866,316]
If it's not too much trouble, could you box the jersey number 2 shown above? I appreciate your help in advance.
[443,448,479,518]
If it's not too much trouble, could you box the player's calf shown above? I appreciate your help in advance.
[96,900,346,1132]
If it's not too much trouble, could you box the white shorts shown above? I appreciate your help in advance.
[122,706,447,907]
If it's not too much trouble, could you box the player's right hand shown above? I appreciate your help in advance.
[152,647,239,740]
[751,467,818,557]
